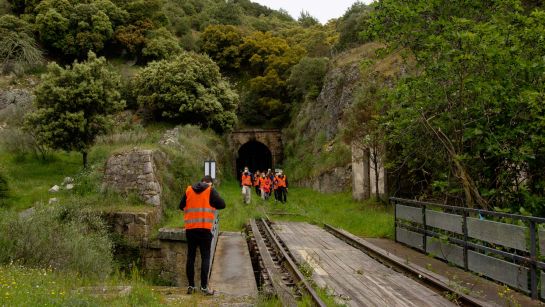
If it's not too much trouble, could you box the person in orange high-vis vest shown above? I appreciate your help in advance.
[179,175,225,295]
[253,170,261,197]
[241,167,252,204]
[275,171,288,203]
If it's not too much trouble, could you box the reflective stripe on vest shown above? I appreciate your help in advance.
[184,185,216,230]
[242,174,252,186]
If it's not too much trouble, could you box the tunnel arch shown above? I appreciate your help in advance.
[236,141,272,177]
[228,129,283,179]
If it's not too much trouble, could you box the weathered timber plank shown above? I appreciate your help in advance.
[396,227,424,251]
[397,204,423,224]
[467,218,528,251]
[277,223,454,306]
[425,210,463,234]
[426,237,464,267]
[312,248,385,306]
[467,250,529,292]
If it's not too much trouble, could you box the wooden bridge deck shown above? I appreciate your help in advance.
[273,222,454,307]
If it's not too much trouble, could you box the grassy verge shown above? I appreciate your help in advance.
[0,264,164,306]
[163,180,394,239]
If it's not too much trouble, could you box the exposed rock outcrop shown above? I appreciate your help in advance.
[0,89,33,111]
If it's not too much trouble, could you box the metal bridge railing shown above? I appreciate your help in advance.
[391,197,545,300]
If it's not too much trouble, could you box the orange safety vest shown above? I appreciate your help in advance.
[184,186,216,230]
[253,175,260,186]
[275,176,287,188]
[263,177,271,193]
[241,174,252,186]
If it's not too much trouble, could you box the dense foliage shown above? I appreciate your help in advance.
[134,52,238,133]
[24,52,125,167]
[356,0,545,214]
[0,14,43,74]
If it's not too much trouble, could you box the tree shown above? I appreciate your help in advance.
[287,57,329,100]
[141,27,182,61]
[363,0,545,213]
[134,52,238,133]
[24,52,125,167]
[336,2,371,51]
[199,25,243,72]
[298,10,319,28]
[210,0,242,25]
[35,0,128,59]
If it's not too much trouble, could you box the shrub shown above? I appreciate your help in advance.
[0,15,44,75]
[0,204,113,279]
[134,52,238,133]
[288,56,329,101]
[0,128,48,159]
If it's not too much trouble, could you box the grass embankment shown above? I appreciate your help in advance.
[164,180,394,239]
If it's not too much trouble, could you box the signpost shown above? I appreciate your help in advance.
[204,160,216,180]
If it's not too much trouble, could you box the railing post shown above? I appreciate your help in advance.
[422,204,427,252]
[393,199,397,243]
[462,210,469,271]
[530,220,538,300]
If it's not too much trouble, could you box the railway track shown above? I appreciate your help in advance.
[246,218,327,307]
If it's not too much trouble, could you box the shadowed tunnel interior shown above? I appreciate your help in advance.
[236,141,272,178]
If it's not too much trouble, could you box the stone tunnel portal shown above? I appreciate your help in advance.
[236,141,272,177]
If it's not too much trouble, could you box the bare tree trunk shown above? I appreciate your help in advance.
[421,114,488,209]
[373,148,380,200]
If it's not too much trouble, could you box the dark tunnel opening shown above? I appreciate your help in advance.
[236,141,272,179]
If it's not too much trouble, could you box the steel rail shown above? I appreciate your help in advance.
[324,223,493,307]
[257,218,327,307]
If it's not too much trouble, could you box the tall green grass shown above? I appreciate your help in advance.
[0,264,163,306]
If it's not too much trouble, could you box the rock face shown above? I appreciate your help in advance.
[0,89,33,111]
[298,165,352,193]
[102,149,164,207]
[288,50,364,193]
[307,63,362,141]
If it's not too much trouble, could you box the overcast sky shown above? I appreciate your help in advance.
[251,0,374,24]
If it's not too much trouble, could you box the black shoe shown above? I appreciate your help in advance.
[187,286,196,294]
[200,287,215,296]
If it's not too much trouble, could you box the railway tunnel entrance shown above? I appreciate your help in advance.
[228,129,283,179]
[236,141,272,175]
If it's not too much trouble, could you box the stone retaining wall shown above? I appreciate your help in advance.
[104,207,162,245]
[142,228,202,287]
[102,149,164,207]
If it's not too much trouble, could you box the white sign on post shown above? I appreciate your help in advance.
[204,160,216,180]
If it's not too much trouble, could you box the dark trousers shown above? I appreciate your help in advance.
[255,186,261,196]
[278,187,287,203]
[186,229,213,288]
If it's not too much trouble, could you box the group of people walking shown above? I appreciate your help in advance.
[241,167,288,204]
